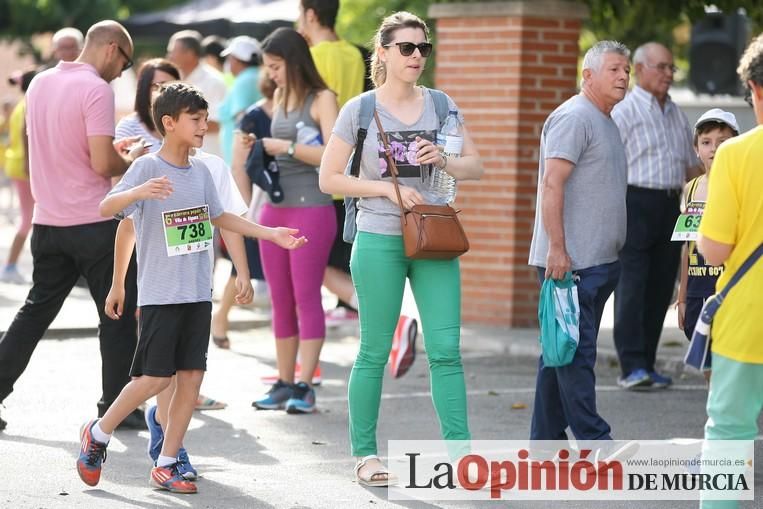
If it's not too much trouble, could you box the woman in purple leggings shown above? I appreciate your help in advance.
[251,28,338,414]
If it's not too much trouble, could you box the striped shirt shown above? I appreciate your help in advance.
[611,86,699,190]
[115,114,162,153]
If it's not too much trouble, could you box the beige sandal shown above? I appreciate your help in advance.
[354,455,397,487]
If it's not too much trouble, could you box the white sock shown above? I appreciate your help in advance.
[91,421,111,444]
[349,292,359,311]
[157,454,177,468]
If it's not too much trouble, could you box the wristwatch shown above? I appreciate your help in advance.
[287,142,296,157]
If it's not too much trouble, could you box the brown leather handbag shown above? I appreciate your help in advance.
[374,111,470,260]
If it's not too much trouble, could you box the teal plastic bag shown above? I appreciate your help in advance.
[538,272,580,367]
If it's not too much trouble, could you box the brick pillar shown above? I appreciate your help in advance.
[429,1,588,327]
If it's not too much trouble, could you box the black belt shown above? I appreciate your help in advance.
[628,185,682,198]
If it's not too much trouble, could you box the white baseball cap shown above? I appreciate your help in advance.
[694,108,740,135]
[221,36,261,62]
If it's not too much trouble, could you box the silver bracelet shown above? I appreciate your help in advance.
[438,153,448,170]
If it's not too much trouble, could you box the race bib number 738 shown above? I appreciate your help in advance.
[162,205,214,257]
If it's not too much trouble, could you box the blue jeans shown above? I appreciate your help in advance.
[530,261,620,440]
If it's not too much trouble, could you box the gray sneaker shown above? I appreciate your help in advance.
[252,379,293,410]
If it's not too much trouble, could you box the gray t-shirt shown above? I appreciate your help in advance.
[528,94,627,271]
[271,92,333,208]
[110,153,224,306]
[333,87,460,235]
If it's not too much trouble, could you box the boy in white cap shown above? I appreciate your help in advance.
[676,108,740,368]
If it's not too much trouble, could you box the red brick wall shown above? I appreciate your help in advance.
[430,3,586,326]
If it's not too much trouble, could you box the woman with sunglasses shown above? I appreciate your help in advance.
[320,11,483,485]
[115,58,180,151]
[250,27,338,414]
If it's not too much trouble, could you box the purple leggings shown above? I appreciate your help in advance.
[258,204,336,339]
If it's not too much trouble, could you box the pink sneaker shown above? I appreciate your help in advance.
[325,307,358,328]
[389,316,418,379]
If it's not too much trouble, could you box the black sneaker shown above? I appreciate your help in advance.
[285,381,316,414]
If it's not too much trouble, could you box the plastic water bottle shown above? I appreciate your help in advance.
[295,121,322,172]
[427,110,462,204]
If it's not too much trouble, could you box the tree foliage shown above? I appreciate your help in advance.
[0,0,186,37]
[336,0,763,55]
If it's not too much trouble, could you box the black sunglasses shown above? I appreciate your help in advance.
[115,43,133,72]
[384,42,433,58]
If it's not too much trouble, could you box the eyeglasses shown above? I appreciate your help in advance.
[151,81,169,92]
[115,43,133,72]
[384,42,433,58]
[644,62,678,74]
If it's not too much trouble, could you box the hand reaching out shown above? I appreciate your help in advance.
[113,136,142,154]
[270,227,308,250]
[134,176,173,201]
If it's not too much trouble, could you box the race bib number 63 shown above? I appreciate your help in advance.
[162,205,214,257]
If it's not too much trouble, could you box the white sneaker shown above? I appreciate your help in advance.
[0,266,27,284]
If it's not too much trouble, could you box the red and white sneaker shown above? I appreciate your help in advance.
[150,463,198,494]
[260,363,322,386]
[389,316,418,379]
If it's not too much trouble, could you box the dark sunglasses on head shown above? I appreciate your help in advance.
[115,43,133,72]
[384,42,433,58]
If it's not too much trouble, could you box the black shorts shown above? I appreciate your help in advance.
[683,296,705,341]
[327,199,352,272]
[130,301,212,377]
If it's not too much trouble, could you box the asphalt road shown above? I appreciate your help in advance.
[1,328,761,509]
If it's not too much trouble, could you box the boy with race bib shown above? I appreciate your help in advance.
[75,83,306,494]
[676,109,739,356]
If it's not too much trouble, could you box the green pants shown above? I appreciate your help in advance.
[348,232,471,456]
[701,352,763,509]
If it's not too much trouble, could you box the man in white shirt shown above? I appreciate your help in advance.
[611,42,702,391]
[166,30,227,157]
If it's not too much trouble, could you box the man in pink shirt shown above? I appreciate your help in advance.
[0,20,145,431]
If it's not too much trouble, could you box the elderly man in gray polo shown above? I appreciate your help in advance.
[528,40,630,441]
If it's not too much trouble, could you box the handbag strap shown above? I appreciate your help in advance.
[373,110,408,221]
[718,242,763,298]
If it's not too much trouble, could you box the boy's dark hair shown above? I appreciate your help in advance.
[152,82,208,136]
[301,0,339,30]
[202,35,227,67]
[693,121,738,146]
[135,58,180,133]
